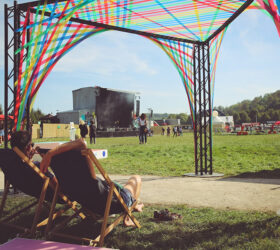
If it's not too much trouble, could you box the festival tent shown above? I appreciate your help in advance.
[272,121,280,129]
[212,116,234,128]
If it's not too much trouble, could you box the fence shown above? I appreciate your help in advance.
[32,123,80,139]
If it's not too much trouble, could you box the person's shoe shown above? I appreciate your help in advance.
[154,209,182,221]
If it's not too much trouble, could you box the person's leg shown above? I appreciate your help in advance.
[93,134,96,144]
[124,175,141,200]
[123,175,144,226]
[139,127,144,144]
[90,136,92,144]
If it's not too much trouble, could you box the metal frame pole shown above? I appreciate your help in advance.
[26,12,31,133]
[197,44,203,175]
[14,1,19,129]
[4,4,9,148]
[207,42,213,174]
[202,44,207,174]
[193,45,197,175]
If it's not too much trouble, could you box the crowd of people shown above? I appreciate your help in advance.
[162,126,183,137]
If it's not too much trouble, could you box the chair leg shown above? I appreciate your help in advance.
[30,177,50,235]
[99,182,114,247]
[0,180,10,218]
[45,181,59,238]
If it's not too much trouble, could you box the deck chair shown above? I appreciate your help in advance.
[0,147,85,237]
[46,148,141,247]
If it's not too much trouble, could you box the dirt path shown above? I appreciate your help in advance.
[112,175,280,212]
[1,172,280,213]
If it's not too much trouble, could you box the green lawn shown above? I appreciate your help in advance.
[81,133,279,177]
[1,196,280,249]
[4,132,278,177]
[1,133,280,248]
[3,133,279,176]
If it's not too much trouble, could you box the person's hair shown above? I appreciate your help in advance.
[10,130,31,151]
[140,113,146,120]
[79,119,85,125]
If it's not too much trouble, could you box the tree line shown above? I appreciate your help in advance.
[152,90,280,126]
[214,90,280,125]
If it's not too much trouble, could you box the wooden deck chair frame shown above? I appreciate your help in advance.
[47,149,141,247]
[0,147,85,237]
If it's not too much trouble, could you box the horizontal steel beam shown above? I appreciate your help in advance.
[206,0,254,43]
[27,8,198,44]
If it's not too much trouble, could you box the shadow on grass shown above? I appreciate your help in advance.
[105,216,280,249]
[1,208,280,249]
[233,169,280,179]
[215,169,280,185]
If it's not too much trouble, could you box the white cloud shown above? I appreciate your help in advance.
[52,35,158,76]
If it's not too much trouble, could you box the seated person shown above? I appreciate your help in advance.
[10,131,58,186]
[10,131,144,226]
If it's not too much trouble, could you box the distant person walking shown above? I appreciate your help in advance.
[138,113,147,144]
[161,127,165,135]
[79,119,88,142]
[167,127,171,137]
[173,126,177,137]
[178,126,183,136]
[89,120,96,144]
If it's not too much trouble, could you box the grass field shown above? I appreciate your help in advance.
[1,196,280,249]
[30,133,280,177]
[1,133,280,248]
[86,133,280,177]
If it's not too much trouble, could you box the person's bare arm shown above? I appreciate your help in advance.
[40,138,86,173]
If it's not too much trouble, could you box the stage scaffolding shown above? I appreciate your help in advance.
[3,0,254,175]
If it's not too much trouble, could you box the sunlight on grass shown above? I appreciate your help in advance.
[80,133,280,177]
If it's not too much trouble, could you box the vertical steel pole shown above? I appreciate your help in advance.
[193,45,198,175]
[26,13,31,133]
[14,1,19,131]
[207,42,213,174]
[4,4,9,148]
[202,44,207,174]
[198,44,203,175]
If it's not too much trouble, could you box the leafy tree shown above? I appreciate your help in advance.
[213,89,280,123]
[177,113,189,124]
[186,115,193,125]
[269,110,279,121]
[232,112,240,125]
[167,114,177,119]
[259,113,270,123]
[248,109,258,123]
[30,108,45,124]
[239,111,250,123]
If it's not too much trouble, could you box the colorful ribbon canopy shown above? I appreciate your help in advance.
[14,0,279,130]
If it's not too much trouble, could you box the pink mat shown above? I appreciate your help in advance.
[0,238,114,250]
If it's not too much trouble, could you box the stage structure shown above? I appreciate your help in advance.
[57,86,138,128]
[4,0,280,175]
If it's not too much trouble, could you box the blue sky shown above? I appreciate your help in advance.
[0,1,279,115]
